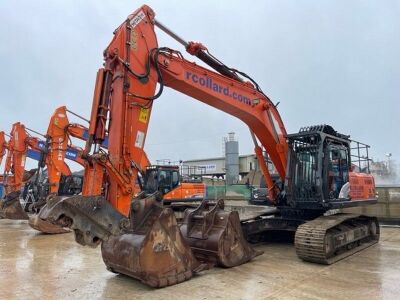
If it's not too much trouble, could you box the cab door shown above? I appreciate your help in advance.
[325,145,350,199]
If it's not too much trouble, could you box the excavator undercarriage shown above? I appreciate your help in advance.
[295,214,379,264]
[241,210,379,264]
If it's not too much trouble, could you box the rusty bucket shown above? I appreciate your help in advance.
[180,199,263,267]
[27,195,70,234]
[28,214,70,234]
[102,193,208,287]
[0,191,29,220]
[36,193,208,287]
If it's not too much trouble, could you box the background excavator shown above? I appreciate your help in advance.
[28,105,153,233]
[143,164,206,203]
[0,130,47,204]
[0,131,6,166]
[0,131,10,200]
[0,106,108,222]
[37,5,378,287]
[0,123,41,219]
[0,106,153,231]
[0,122,85,222]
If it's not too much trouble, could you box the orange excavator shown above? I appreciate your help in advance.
[0,123,39,219]
[0,122,85,221]
[0,131,9,199]
[38,5,378,287]
[0,106,110,221]
[28,105,151,233]
[0,131,6,166]
[143,164,206,203]
[0,130,36,204]
[0,106,152,232]
[0,106,112,224]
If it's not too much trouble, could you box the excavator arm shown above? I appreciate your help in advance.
[50,106,109,148]
[2,122,30,194]
[80,5,288,216]
[156,49,288,197]
[0,131,7,167]
[0,132,8,197]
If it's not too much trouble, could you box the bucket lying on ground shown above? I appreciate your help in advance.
[0,191,28,220]
[180,199,263,267]
[28,213,70,234]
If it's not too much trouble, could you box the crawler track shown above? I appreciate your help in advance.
[295,214,379,264]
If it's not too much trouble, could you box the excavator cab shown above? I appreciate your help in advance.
[276,125,380,264]
[144,165,180,195]
[58,174,84,196]
[143,165,206,204]
[283,125,376,211]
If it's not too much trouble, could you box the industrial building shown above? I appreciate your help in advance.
[182,132,276,185]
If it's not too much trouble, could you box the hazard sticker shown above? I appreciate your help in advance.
[138,107,149,123]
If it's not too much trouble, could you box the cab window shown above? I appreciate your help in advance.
[172,171,179,188]
[328,147,349,198]
[294,151,317,186]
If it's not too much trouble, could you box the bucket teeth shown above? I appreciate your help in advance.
[180,199,263,267]
[0,191,29,220]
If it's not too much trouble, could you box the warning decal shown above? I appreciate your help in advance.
[138,107,149,123]
[135,131,145,148]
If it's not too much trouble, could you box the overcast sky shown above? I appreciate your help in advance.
[0,0,399,171]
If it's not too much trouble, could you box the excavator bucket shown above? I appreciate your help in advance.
[28,214,70,234]
[180,199,262,267]
[36,193,208,287]
[27,195,70,234]
[0,191,29,220]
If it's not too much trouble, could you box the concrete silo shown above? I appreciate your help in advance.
[225,132,239,185]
